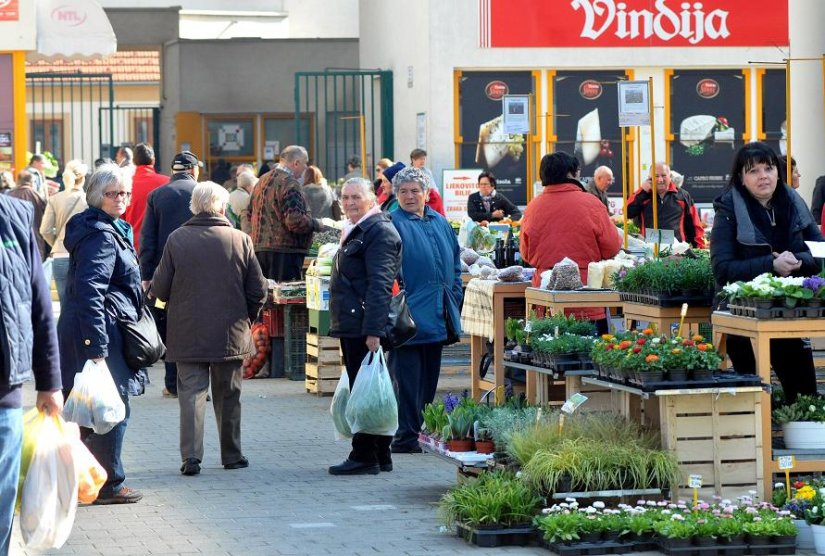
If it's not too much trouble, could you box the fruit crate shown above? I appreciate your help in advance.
[305,333,343,396]
[284,305,309,381]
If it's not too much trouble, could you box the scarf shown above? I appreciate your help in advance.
[340,205,381,245]
[480,190,497,212]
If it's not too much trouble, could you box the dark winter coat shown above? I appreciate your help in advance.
[58,207,145,396]
[0,196,61,401]
[329,212,402,339]
[390,206,463,345]
[711,184,823,298]
[150,213,267,362]
[466,191,521,222]
[139,172,197,280]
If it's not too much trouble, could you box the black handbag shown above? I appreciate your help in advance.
[384,288,417,349]
[119,300,166,371]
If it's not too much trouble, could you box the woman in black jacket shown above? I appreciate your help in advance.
[328,178,402,475]
[466,171,521,222]
[711,142,824,402]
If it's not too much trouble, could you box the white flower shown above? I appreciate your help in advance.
[565,497,576,503]
[810,405,817,413]
[661,509,672,515]
[652,337,661,344]
[671,513,684,520]
[775,482,784,488]
[541,508,553,514]
[593,501,605,509]
[722,283,741,295]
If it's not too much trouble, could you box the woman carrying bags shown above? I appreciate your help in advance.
[328,178,402,476]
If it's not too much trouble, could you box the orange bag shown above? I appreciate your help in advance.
[71,436,107,504]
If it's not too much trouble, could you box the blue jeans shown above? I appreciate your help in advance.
[0,408,22,555]
[84,395,130,497]
[52,257,70,304]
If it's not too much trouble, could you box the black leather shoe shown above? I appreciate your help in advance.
[180,458,200,476]
[379,462,393,472]
[328,459,380,475]
[224,456,249,470]
[391,445,422,454]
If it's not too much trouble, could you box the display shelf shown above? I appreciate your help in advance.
[550,488,662,500]
[622,301,711,336]
[419,441,494,473]
[581,377,765,400]
[712,310,825,494]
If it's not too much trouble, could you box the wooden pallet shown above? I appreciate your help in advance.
[305,376,337,396]
[304,333,343,396]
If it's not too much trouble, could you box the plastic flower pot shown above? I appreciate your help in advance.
[795,519,815,550]
[692,368,715,382]
[811,523,825,555]
[667,369,689,382]
[475,440,495,454]
[447,439,474,452]
[638,370,664,384]
[782,422,825,450]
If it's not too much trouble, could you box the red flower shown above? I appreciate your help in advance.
[637,338,647,345]
[632,347,642,353]
[618,341,632,350]
[682,339,695,347]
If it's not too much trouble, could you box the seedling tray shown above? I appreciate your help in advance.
[542,539,647,555]
[602,373,763,393]
[455,523,535,547]
[659,542,793,556]
[728,303,824,319]
[620,292,713,308]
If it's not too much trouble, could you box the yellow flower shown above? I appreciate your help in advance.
[601,334,614,341]
[797,486,816,500]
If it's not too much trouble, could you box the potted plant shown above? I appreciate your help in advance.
[421,401,447,446]
[438,470,541,547]
[443,406,476,452]
[535,508,583,545]
[653,514,697,548]
[804,276,825,307]
[774,395,825,450]
[768,516,798,545]
[716,514,745,548]
[474,427,496,454]
[804,491,825,555]
[742,516,776,546]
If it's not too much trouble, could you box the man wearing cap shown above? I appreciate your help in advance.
[140,150,202,399]
[250,145,326,281]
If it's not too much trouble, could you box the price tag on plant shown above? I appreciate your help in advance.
[561,393,588,415]
[689,474,702,488]
[524,320,532,333]
[778,455,795,470]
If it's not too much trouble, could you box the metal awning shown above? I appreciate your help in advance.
[28,0,116,61]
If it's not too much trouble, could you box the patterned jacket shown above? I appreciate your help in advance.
[250,167,321,253]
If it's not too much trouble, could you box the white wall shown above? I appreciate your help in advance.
[0,0,36,50]
[284,0,358,39]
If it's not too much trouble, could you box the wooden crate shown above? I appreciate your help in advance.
[305,376,337,396]
[654,391,763,501]
[565,375,613,412]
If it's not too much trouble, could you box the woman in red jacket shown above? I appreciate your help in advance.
[521,151,622,332]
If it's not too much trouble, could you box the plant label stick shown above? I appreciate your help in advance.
[677,303,688,338]
[778,456,795,494]
[689,474,702,507]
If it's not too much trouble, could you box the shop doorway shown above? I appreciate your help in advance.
[99,105,161,169]
[295,70,393,182]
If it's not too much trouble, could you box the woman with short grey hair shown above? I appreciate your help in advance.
[58,163,146,504]
[391,166,431,199]
[151,180,267,476]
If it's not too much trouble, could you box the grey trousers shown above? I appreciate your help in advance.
[177,361,243,465]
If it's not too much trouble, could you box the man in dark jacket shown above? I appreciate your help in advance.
[626,162,706,248]
[139,150,202,398]
[0,195,63,553]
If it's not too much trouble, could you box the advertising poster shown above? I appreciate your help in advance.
[760,69,787,159]
[668,69,746,203]
[442,169,482,221]
[0,0,18,22]
[459,71,533,206]
[553,70,628,195]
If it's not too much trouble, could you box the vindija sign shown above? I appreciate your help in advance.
[481,0,788,48]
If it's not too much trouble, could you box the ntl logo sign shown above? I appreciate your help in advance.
[51,5,87,27]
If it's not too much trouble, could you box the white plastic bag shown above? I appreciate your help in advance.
[457,217,476,249]
[19,413,78,549]
[330,369,353,440]
[63,359,126,435]
[345,348,398,436]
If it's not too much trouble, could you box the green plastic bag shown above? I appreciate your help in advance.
[345,348,398,436]
[330,369,352,440]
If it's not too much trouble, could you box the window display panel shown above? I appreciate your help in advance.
[760,69,787,158]
[668,69,746,203]
[458,71,534,206]
[552,70,629,194]
[207,118,254,158]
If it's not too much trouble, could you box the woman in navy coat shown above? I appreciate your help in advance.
[59,164,145,504]
[389,167,463,453]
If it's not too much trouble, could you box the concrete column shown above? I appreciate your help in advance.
[788,0,825,205]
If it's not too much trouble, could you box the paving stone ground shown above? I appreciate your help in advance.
[10,368,811,556]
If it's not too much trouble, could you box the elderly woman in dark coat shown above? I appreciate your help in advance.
[58,164,145,504]
[151,181,267,476]
[328,178,402,475]
[711,142,824,402]
[389,167,463,453]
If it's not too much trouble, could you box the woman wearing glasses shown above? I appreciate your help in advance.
[58,164,146,504]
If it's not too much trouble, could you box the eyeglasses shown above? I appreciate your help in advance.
[103,191,132,200]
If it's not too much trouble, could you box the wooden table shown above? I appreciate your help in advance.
[623,301,712,337]
[523,288,623,403]
[712,311,825,499]
[463,281,529,401]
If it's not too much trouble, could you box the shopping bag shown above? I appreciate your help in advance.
[330,369,352,440]
[72,436,107,504]
[19,412,78,549]
[63,359,125,435]
[17,408,47,510]
[345,347,398,436]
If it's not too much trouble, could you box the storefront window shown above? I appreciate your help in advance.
[207,118,254,158]
[263,114,312,163]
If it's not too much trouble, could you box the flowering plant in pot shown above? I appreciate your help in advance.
[663,335,721,381]
[773,394,825,450]
[804,276,825,306]
[443,406,476,452]
[421,401,448,446]
[653,513,697,547]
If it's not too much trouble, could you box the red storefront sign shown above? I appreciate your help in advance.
[0,0,18,22]
[482,0,788,48]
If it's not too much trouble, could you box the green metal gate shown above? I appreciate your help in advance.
[26,72,114,166]
[99,105,162,168]
[295,70,393,181]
